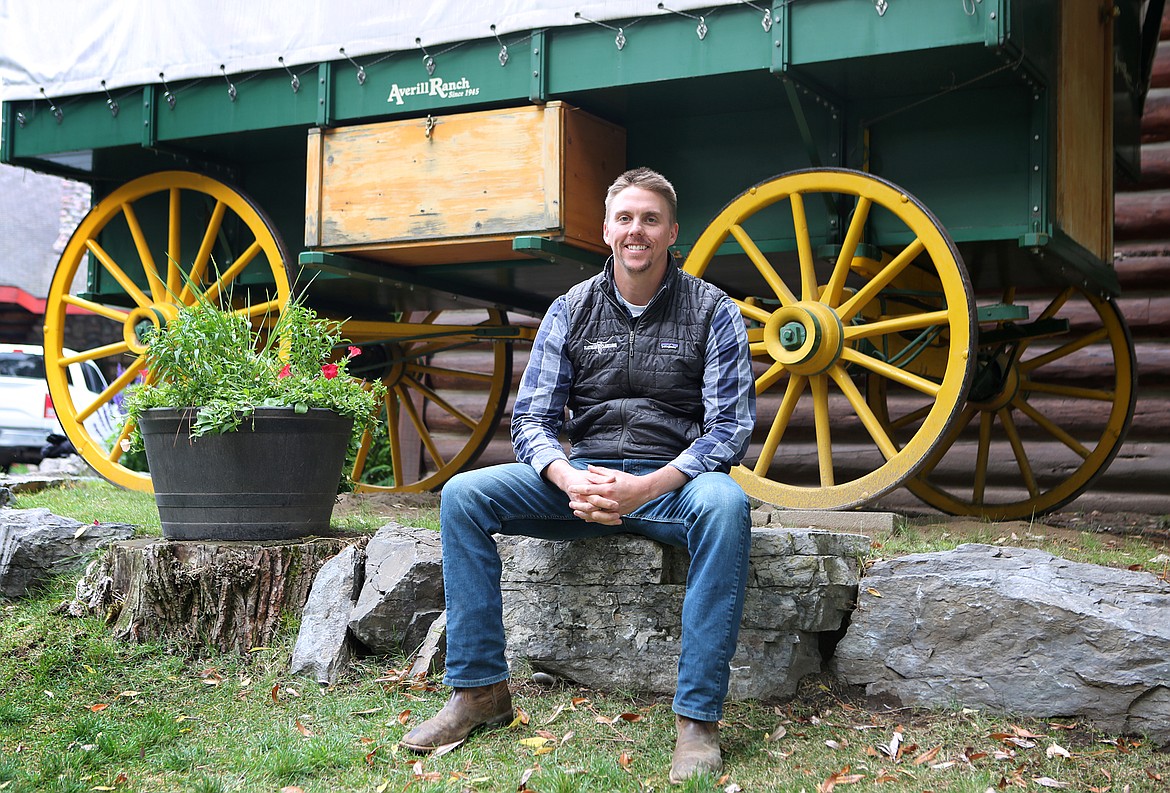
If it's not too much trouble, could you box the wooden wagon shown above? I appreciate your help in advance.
[2,0,1161,519]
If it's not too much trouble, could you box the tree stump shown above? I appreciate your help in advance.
[74,537,358,653]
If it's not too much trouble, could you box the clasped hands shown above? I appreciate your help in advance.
[544,460,687,525]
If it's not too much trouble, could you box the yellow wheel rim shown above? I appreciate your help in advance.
[344,309,516,493]
[43,171,291,491]
[876,286,1136,519]
[684,168,974,510]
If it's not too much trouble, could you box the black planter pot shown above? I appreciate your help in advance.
[139,407,353,541]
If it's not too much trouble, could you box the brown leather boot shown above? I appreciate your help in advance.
[399,681,513,752]
[669,715,722,784]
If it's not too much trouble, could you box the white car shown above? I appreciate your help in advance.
[0,343,121,471]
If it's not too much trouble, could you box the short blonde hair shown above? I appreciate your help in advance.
[605,167,677,225]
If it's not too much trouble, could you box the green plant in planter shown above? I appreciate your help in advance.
[123,297,384,448]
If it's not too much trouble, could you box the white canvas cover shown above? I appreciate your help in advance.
[0,0,750,101]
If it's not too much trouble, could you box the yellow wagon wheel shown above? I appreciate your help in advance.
[684,168,975,510]
[43,171,291,491]
[343,308,516,492]
[871,286,1136,519]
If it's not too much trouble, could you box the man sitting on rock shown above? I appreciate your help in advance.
[400,167,756,784]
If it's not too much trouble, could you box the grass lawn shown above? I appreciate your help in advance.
[1,479,1168,792]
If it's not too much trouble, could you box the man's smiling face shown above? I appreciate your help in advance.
[603,186,679,282]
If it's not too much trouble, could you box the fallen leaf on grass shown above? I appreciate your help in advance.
[765,724,787,741]
[117,690,140,698]
[825,739,846,750]
[1045,743,1071,759]
[270,683,280,703]
[431,739,463,758]
[88,703,109,712]
[509,707,531,728]
[724,784,743,793]
[912,746,940,765]
[1010,725,1045,739]
[397,709,411,725]
[517,736,555,756]
[411,760,442,782]
[816,766,864,792]
[617,751,634,772]
[294,719,313,738]
[597,712,643,724]
[279,787,305,793]
[1032,777,1070,788]
[879,728,902,759]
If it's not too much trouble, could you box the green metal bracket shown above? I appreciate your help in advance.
[975,303,1030,323]
[984,0,1007,47]
[780,77,823,170]
[142,86,158,148]
[530,29,549,103]
[512,236,607,270]
[1018,232,1050,248]
[0,104,14,164]
[317,62,334,127]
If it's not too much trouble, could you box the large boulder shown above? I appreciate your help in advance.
[348,523,444,655]
[1,508,135,598]
[832,544,1170,747]
[501,528,868,700]
[291,543,366,685]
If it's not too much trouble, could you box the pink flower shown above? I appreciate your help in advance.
[321,363,339,380]
[278,364,292,379]
[347,345,362,358]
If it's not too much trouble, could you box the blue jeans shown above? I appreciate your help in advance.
[439,458,751,722]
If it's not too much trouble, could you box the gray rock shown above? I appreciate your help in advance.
[0,508,135,598]
[348,523,444,655]
[832,544,1170,747]
[291,543,365,685]
[407,610,448,679]
[500,528,868,701]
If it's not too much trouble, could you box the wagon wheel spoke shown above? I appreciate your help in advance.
[842,347,941,397]
[85,239,152,308]
[829,364,897,460]
[178,200,228,304]
[730,224,797,307]
[753,373,807,477]
[120,203,166,303]
[810,373,834,487]
[998,407,1039,498]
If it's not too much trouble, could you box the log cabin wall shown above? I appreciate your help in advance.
[1109,9,1170,506]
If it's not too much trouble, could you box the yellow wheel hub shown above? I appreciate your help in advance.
[764,302,844,375]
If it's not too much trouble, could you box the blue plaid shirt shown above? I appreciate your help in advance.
[511,275,755,480]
